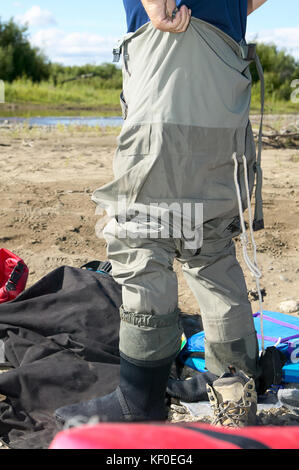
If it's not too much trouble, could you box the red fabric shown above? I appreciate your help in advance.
[0,249,29,304]
[49,422,299,450]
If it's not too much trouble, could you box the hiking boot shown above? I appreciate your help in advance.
[206,368,257,427]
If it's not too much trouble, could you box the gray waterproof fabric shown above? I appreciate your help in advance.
[92,18,263,378]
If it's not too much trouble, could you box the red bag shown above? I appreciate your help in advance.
[49,422,299,450]
[0,249,29,304]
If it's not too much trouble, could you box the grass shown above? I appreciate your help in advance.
[250,83,299,114]
[3,78,121,109]
[1,78,298,115]
[250,97,298,114]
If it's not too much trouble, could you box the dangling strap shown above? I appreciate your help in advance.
[232,153,265,354]
[253,53,265,231]
[240,42,265,232]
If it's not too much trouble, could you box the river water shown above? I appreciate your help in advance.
[0,116,123,127]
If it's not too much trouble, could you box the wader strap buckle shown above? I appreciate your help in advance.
[113,33,135,64]
[240,43,257,62]
[113,38,127,63]
[113,39,130,75]
[114,47,129,64]
[113,39,123,63]
[113,48,121,63]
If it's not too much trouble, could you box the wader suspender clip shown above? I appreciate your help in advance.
[113,38,126,63]
[240,42,265,232]
[113,36,134,73]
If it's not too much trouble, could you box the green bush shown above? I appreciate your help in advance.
[1,17,298,112]
[4,78,121,107]
[0,18,51,82]
[250,43,299,102]
[49,62,122,89]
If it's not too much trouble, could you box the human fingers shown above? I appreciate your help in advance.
[171,5,191,33]
[153,5,191,33]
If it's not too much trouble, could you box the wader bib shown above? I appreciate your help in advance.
[92,18,265,377]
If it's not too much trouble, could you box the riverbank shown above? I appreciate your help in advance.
[2,99,298,117]
[0,120,298,316]
[0,121,299,430]
[0,102,122,118]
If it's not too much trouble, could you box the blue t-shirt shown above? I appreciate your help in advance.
[123,0,248,43]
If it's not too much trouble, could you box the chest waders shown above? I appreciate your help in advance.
[92,18,265,379]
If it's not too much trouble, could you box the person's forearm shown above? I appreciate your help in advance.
[141,0,191,33]
[247,0,268,15]
[141,0,175,21]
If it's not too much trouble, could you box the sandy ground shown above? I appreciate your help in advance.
[0,117,298,437]
[0,120,298,316]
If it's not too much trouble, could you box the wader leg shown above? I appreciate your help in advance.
[178,218,261,379]
[103,218,183,365]
[54,217,184,426]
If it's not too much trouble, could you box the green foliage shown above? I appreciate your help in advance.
[49,62,122,89]
[4,78,121,108]
[250,43,299,101]
[0,17,298,113]
[0,18,51,82]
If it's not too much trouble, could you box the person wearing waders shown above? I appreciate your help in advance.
[55,0,268,428]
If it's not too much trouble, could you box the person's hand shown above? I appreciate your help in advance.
[141,0,192,33]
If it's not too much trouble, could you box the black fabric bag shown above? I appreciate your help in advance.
[0,263,286,449]
[0,264,204,449]
[257,346,287,395]
[0,266,123,449]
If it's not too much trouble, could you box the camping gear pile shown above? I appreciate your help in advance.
[0,250,298,449]
[0,257,296,448]
[179,311,299,384]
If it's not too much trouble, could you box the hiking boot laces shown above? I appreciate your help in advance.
[212,400,252,427]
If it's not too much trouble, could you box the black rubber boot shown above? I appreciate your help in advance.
[54,356,173,428]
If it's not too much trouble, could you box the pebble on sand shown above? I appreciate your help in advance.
[279,300,299,314]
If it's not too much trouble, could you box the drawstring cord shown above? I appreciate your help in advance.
[232,153,265,354]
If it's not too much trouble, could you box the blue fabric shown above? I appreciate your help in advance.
[123,0,248,43]
[179,311,299,384]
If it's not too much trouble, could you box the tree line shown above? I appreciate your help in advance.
[0,18,298,101]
